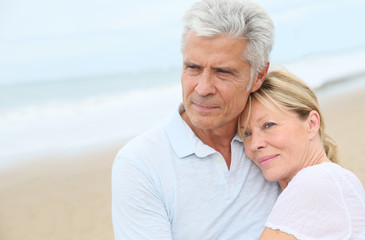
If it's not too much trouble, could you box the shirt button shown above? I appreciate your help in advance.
[216,157,222,163]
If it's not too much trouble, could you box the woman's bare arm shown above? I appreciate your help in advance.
[259,227,297,240]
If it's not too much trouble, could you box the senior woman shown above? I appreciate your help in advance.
[239,70,365,239]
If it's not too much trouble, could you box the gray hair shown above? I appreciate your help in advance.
[181,0,274,89]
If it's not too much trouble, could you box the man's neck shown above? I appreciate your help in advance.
[181,111,238,169]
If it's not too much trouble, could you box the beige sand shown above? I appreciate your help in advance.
[319,86,365,185]
[0,86,364,240]
[0,146,121,240]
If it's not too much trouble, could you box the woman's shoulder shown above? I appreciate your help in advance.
[295,162,338,176]
[287,162,337,189]
[281,161,365,217]
[266,162,354,239]
[290,162,363,192]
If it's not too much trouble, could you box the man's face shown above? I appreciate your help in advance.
[181,31,258,130]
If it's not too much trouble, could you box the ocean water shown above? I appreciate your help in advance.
[0,69,182,168]
[1,48,365,169]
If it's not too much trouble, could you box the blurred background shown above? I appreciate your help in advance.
[1,0,365,166]
[0,0,364,239]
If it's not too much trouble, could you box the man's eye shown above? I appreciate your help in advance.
[265,122,275,128]
[217,69,230,74]
[187,65,199,70]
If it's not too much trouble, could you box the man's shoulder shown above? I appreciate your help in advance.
[112,125,172,174]
[118,125,170,157]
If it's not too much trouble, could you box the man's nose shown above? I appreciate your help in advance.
[194,70,216,96]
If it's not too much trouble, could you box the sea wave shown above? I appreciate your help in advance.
[0,84,181,167]
[1,49,365,168]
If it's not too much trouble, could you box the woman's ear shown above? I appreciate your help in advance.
[307,110,320,139]
[250,62,270,93]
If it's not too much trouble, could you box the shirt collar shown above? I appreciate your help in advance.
[165,105,195,158]
[233,133,243,143]
[166,104,243,159]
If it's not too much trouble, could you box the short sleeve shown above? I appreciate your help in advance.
[265,165,351,240]
[112,149,173,240]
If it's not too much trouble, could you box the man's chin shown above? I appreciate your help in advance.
[190,117,219,130]
[182,109,222,130]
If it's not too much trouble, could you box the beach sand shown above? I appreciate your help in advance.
[0,85,364,240]
[0,146,121,240]
[319,84,365,185]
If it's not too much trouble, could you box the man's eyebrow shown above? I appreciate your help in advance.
[183,62,239,74]
[183,61,200,67]
[214,66,240,75]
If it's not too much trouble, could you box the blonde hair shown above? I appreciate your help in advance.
[240,70,339,163]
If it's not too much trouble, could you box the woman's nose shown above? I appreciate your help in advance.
[250,132,266,151]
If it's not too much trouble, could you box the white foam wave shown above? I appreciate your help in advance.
[0,83,182,167]
[1,49,365,168]
[275,49,365,89]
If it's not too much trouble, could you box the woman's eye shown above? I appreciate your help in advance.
[243,132,252,138]
[265,122,276,128]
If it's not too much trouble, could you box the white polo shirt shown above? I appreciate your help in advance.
[112,106,280,239]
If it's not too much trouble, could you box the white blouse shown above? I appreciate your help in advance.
[266,162,365,240]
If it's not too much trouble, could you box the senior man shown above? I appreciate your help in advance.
[112,0,280,239]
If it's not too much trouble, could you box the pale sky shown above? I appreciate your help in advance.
[0,0,364,85]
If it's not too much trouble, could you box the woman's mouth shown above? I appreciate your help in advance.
[257,154,279,166]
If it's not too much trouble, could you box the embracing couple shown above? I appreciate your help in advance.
[112,0,365,239]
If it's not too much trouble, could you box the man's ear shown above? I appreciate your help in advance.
[250,62,270,93]
[307,110,320,139]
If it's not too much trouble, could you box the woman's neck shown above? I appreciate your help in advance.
[278,137,331,190]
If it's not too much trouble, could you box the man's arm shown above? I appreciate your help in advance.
[112,154,173,240]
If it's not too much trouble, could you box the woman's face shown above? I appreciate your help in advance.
[240,97,310,188]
